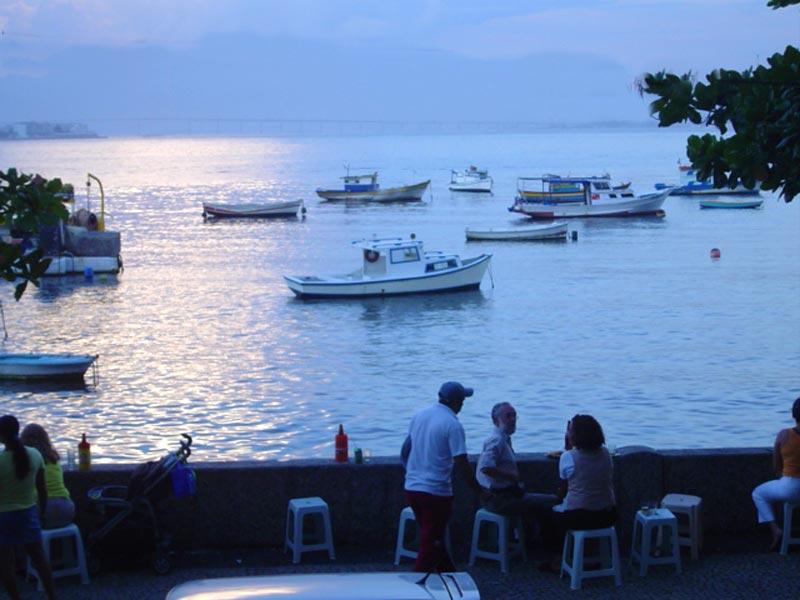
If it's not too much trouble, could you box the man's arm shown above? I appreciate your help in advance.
[773,430,786,476]
[401,436,412,469]
[35,467,48,517]
[454,454,483,495]
[480,466,519,484]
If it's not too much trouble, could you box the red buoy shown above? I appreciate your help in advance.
[710,248,721,259]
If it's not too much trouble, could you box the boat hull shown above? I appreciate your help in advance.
[202,201,304,219]
[285,255,491,298]
[44,256,121,276]
[0,354,97,381]
[449,179,492,193]
[510,190,669,219]
[316,181,430,202]
[699,199,764,209]
[466,222,568,241]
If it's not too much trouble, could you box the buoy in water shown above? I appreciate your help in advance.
[710,248,721,259]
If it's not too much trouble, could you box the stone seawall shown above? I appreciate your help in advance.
[63,447,774,555]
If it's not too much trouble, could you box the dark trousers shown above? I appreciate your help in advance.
[405,490,454,572]
[549,506,618,553]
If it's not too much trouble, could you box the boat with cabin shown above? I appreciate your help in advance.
[449,166,493,193]
[465,221,568,241]
[202,200,305,219]
[316,172,429,202]
[655,163,760,196]
[284,236,491,298]
[517,174,634,204]
[509,176,668,219]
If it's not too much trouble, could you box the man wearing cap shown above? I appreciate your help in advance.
[401,381,483,572]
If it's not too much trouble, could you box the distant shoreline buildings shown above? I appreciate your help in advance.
[0,121,102,140]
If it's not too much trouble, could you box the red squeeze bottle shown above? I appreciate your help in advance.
[335,424,348,462]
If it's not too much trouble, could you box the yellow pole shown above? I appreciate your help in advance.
[87,173,105,231]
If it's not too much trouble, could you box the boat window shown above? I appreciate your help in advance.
[593,182,611,190]
[390,247,420,264]
[426,259,457,272]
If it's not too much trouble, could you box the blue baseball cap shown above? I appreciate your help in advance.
[438,381,474,403]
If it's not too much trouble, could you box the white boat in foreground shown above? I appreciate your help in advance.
[0,353,98,381]
[44,255,121,275]
[284,236,491,298]
[202,200,305,219]
[167,572,480,600]
[699,198,764,209]
[466,221,568,241]
[510,176,668,219]
[316,172,429,202]
[449,166,493,193]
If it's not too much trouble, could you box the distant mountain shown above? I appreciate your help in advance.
[0,33,649,127]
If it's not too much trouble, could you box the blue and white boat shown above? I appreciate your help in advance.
[284,236,491,298]
[316,172,429,203]
[655,164,760,196]
[699,198,764,209]
[0,353,98,381]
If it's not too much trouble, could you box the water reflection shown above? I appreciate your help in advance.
[0,378,94,395]
[35,275,121,302]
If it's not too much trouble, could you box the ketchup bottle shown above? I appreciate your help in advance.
[78,433,91,471]
[335,424,348,462]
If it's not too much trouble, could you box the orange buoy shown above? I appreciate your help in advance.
[710,248,721,259]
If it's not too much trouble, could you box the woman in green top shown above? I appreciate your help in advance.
[0,415,57,600]
[20,424,75,529]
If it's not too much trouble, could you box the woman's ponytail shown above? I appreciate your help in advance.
[0,415,30,480]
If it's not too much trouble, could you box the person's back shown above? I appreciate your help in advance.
[405,403,464,496]
[0,446,42,513]
[563,448,615,511]
[780,427,800,477]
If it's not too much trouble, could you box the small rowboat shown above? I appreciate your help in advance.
[465,221,568,241]
[202,200,305,219]
[0,353,98,381]
[699,198,763,209]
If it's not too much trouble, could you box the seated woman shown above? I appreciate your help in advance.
[541,414,616,571]
[751,397,800,551]
[20,424,75,529]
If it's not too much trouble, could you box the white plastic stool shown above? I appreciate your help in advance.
[661,493,703,559]
[393,506,453,565]
[780,500,800,556]
[630,508,682,576]
[27,523,89,591]
[468,508,526,573]
[560,526,622,590]
[283,497,335,564]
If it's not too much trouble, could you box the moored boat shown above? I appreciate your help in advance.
[202,200,305,219]
[518,174,634,204]
[465,221,568,241]
[510,176,668,219]
[284,236,491,298]
[316,172,429,202]
[655,163,760,196]
[0,353,98,381]
[699,198,764,209]
[449,166,493,193]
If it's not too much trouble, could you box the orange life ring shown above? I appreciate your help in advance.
[364,250,380,263]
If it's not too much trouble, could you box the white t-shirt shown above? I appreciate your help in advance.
[404,403,467,496]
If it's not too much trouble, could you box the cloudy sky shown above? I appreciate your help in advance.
[0,0,797,124]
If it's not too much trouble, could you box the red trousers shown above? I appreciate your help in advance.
[405,490,454,572]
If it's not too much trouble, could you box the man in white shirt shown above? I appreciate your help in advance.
[477,402,559,534]
[401,381,483,572]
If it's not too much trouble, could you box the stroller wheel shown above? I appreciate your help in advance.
[152,550,171,575]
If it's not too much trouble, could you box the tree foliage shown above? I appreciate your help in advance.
[0,169,69,300]
[640,1,800,202]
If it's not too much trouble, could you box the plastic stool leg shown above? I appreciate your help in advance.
[292,511,303,564]
[323,510,336,560]
[610,529,622,586]
[570,534,585,590]
[498,518,509,574]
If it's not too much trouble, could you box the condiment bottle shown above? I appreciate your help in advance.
[78,433,91,471]
[335,424,348,462]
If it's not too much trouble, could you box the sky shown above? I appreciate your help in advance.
[0,0,797,125]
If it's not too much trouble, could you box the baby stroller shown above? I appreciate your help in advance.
[86,434,194,574]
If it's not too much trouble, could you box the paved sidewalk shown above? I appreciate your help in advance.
[8,540,799,600]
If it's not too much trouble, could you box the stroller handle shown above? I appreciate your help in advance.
[178,433,192,460]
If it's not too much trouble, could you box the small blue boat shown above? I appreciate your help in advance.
[699,198,764,209]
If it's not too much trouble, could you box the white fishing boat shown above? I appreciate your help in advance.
[509,176,668,219]
[0,353,98,381]
[45,255,121,276]
[284,236,491,298]
[449,166,493,193]
[202,200,305,219]
[699,198,764,209]
[465,221,568,241]
[316,172,429,202]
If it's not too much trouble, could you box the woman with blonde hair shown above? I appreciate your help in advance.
[20,424,75,529]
